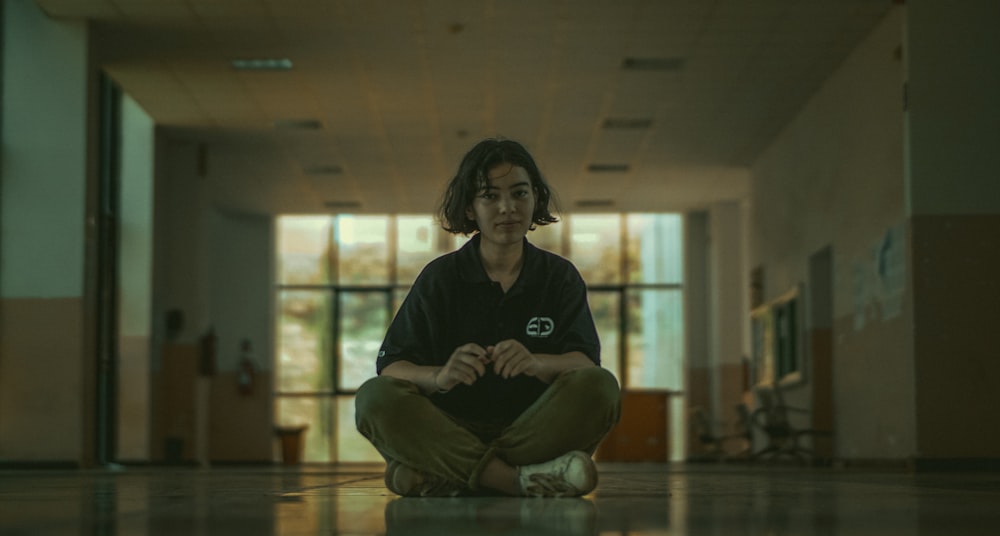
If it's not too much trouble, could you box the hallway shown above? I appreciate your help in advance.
[3,463,998,534]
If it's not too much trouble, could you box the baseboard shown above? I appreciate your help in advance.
[831,457,1000,472]
[831,458,916,471]
[912,458,1000,472]
[0,460,80,470]
[207,460,276,466]
[116,459,201,468]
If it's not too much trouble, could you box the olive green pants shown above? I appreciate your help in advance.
[355,367,621,491]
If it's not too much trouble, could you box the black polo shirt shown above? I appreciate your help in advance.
[376,233,601,427]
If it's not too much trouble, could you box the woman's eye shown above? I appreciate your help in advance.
[514,190,529,198]
[479,193,496,200]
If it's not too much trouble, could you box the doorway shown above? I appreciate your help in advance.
[808,245,834,461]
[95,75,157,465]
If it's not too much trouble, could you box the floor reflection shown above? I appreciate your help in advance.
[2,465,999,535]
[384,496,597,535]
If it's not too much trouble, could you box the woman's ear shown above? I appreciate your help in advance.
[466,206,475,221]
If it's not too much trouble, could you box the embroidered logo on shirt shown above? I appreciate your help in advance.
[526,317,554,337]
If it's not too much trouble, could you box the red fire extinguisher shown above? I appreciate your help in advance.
[237,339,256,396]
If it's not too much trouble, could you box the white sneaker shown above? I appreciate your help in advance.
[517,451,598,497]
[384,460,464,497]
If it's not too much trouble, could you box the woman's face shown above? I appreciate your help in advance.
[466,163,536,248]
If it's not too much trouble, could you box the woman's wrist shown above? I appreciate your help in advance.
[431,367,450,394]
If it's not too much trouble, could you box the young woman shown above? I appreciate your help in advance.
[355,138,620,497]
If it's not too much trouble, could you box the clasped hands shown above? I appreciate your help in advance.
[433,340,542,392]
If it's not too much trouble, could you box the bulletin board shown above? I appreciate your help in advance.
[750,286,803,387]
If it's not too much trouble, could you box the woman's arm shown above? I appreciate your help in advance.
[382,342,492,395]
[489,340,595,384]
[380,360,443,396]
[529,351,596,384]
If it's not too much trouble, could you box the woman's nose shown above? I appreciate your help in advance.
[498,196,514,213]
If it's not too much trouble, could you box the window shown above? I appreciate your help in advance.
[570,214,621,285]
[274,213,684,462]
[275,215,454,463]
[750,286,803,387]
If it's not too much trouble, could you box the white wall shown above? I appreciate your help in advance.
[154,141,273,372]
[118,95,156,338]
[154,141,214,351]
[684,213,710,371]
[210,210,274,372]
[0,0,90,461]
[707,201,747,368]
[117,94,156,460]
[750,7,914,459]
[0,0,88,299]
[906,0,1000,215]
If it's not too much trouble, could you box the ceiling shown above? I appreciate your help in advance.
[35,0,893,216]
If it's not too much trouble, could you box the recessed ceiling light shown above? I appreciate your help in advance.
[576,199,616,208]
[602,118,653,129]
[305,165,343,175]
[324,200,361,210]
[273,119,323,130]
[231,58,293,71]
[621,57,685,71]
[587,163,630,173]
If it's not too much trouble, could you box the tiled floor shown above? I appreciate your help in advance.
[2,463,999,535]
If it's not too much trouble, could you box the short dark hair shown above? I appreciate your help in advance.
[438,138,559,235]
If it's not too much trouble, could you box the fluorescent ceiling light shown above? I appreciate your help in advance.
[324,200,361,209]
[587,164,630,173]
[621,57,685,71]
[232,58,293,71]
[273,119,323,130]
[602,118,653,129]
[575,199,616,208]
[305,165,343,175]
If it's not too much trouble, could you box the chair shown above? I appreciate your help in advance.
[731,403,754,460]
[688,405,752,462]
[748,384,831,463]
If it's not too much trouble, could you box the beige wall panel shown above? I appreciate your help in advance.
[152,344,199,462]
[118,335,151,460]
[810,328,835,459]
[208,372,273,463]
[911,214,1000,458]
[0,298,84,460]
[832,310,915,460]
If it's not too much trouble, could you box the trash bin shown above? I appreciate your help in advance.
[274,425,308,465]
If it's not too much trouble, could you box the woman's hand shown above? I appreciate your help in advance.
[435,343,491,391]
[488,339,545,379]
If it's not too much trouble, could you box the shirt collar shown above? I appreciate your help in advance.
[456,233,540,285]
